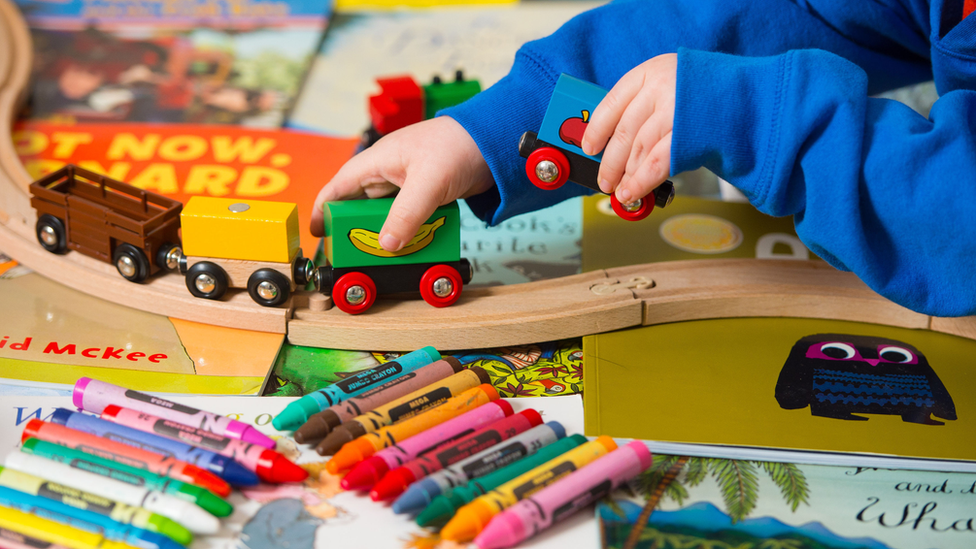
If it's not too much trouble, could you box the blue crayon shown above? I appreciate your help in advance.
[272,346,441,431]
[48,409,258,488]
[0,485,183,549]
[393,422,566,515]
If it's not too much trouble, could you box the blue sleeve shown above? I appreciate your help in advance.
[441,0,933,225]
[671,47,976,317]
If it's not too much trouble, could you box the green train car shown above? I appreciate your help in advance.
[314,198,472,314]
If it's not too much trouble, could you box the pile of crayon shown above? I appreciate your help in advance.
[0,378,307,549]
[276,346,653,549]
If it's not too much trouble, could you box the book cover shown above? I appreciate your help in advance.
[598,453,976,549]
[16,0,331,127]
[583,318,976,471]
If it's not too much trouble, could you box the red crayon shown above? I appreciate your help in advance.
[20,420,231,497]
[371,410,543,502]
[100,405,306,484]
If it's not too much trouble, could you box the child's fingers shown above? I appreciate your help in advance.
[596,94,656,193]
[309,146,400,236]
[378,175,448,253]
[581,68,644,158]
[615,132,672,206]
[624,110,673,180]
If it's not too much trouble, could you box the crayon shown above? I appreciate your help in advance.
[371,410,543,502]
[5,453,219,535]
[329,385,501,477]
[294,357,463,444]
[20,420,230,497]
[73,378,276,450]
[47,409,257,488]
[439,436,617,542]
[394,422,565,515]
[0,505,138,549]
[20,439,232,518]
[0,465,191,545]
[99,406,304,484]
[0,485,184,549]
[0,525,70,549]
[474,441,653,549]
[316,366,491,456]
[274,347,440,431]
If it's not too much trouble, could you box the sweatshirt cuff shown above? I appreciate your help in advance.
[440,49,592,226]
[671,47,790,210]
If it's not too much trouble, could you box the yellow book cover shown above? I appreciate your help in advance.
[583,317,976,471]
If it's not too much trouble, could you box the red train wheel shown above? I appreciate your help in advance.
[525,147,570,190]
[333,272,377,314]
[420,265,463,307]
[611,193,653,221]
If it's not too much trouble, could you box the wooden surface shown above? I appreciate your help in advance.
[1,0,974,350]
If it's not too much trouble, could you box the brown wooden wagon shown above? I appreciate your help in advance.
[29,164,182,282]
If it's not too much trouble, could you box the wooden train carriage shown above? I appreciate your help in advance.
[29,164,182,282]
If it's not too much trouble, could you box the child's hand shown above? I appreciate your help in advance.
[580,54,677,206]
[310,117,495,251]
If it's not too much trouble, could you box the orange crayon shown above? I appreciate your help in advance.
[325,384,499,474]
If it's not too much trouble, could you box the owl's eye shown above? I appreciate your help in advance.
[879,346,914,363]
[820,342,856,359]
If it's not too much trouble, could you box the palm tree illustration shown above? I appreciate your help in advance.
[620,455,810,549]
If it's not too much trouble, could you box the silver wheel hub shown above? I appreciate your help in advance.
[346,285,366,305]
[40,226,57,246]
[432,277,454,298]
[623,198,643,212]
[195,274,216,294]
[164,247,183,270]
[117,255,136,277]
[257,281,279,300]
[535,160,559,183]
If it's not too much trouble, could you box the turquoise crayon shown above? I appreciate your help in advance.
[273,347,440,431]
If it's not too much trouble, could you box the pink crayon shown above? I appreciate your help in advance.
[73,378,276,449]
[341,400,514,491]
[474,441,652,549]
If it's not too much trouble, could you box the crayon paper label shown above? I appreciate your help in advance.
[153,418,231,452]
[356,372,417,400]
[551,479,613,523]
[125,390,198,414]
[435,431,503,467]
[334,362,404,395]
[37,482,115,516]
[415,428,475,458]
[0,527,51,548]
[387,387,452,423]
[68,457,148,488]
[512,461,577,500]
[460,441,530,479]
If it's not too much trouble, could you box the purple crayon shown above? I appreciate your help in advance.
[73,378,277,450]
[474,441,652,549]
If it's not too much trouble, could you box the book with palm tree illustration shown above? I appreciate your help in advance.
[599,454,975,549]
[583,318,976,473]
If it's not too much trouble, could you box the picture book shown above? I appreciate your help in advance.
[265,338,584,398]
[15,0,332,127]
[582,194,815,271]
[598,453,976,549]
[1,393,591,549]
[583,318,976,472]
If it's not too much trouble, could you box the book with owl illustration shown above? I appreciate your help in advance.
[583,318,976,472]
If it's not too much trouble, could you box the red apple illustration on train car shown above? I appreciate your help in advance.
[559,110,590,148]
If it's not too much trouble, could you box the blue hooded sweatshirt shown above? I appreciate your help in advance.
[442,0,976,317]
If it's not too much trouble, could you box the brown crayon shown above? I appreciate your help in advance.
[315,366,491,456]
[295,357,463,444]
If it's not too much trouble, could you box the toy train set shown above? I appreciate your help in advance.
[28,164,470,314]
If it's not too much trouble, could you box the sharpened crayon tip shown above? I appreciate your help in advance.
[371,467,415,502]
[341,456,389,491]
[185,485,234,517]
[260,454,309,484]
[150,515,194,546]
[393,479,438,515]
[220,458,260,487]
[187,465,232,497]
[316,422,362,456]
[241,427,277,450]
[294,410,341,444]
[273,396,322,431]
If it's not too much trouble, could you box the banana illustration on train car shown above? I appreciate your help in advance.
[314,198,471,314]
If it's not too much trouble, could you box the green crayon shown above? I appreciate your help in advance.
[415,434,586,527]
[21,438,232,518]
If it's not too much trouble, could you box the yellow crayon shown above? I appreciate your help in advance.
[440,436,617,542]
[0,505,139,549]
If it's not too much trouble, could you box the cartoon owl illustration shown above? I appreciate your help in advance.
[774,334,956,425]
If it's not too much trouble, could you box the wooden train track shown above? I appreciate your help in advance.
[1,0,973,350]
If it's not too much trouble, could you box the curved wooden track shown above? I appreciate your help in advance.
[1,0,974,350]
